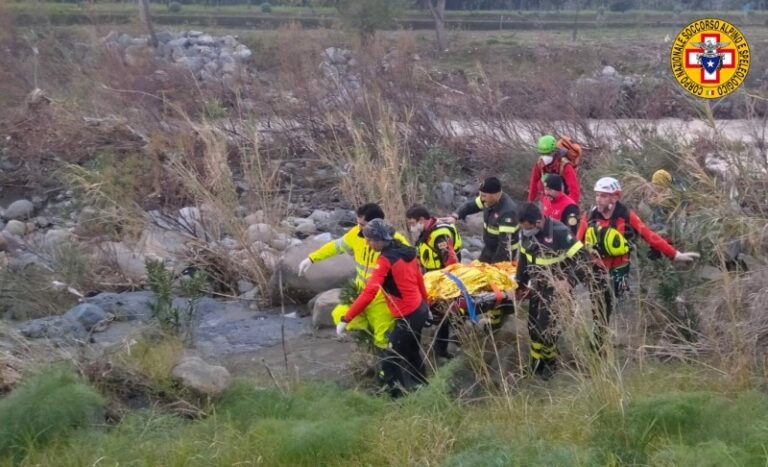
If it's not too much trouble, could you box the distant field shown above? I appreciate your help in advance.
[5,3,768,30]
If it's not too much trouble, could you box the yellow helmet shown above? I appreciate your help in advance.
[651,169,673,187]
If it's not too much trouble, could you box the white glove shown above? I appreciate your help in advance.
[674,251,700,262]
[336,321,348,338]
[298,257,313,276]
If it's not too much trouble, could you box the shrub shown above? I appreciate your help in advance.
[0,365,104,461]
[168,1,181,13]
[145,258,207,340]
[609,0,634,12]
[260,1,272,13]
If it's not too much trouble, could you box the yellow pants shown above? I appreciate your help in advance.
[332,292,395,349]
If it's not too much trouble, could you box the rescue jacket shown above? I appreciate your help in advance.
[516,218,586,287]
[527,159,581,205]
[542,192,580,235]
[308,225,410,290]
[415,217,462,271]
[576,202,677,270]
[456,192,519,264]
[343,239,428,322]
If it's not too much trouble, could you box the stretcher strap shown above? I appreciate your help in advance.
[489,283,504,307]
[444,272,477,323]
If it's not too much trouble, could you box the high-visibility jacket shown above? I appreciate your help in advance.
[576,202,677,271]
[308,225,410,290]
[455,192,519,264]
[415,217,462,271]
[343,239,427,322]
[516,218,585,287]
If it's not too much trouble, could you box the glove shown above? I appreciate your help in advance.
[674,251,700,262]
[298,257,313,276]
[336,321,348,338]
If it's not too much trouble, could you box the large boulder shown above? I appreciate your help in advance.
[272,236,355,303]
[433,182,455,209]
[64,303,109,331]
[4,220,26,237]
[172,356,231,397]
[86,291,155,321]
[310,288,342,329]
[19,316,87,340]
[463,212,485,236]
[246,223,276,244]
[4,199,34,220]
[105,241,149,281]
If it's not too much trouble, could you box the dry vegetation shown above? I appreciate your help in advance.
[2,6,768,465]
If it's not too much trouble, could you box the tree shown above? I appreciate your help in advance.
[336,0,404,45]
[424,0,448,51]
[138,0,158,47]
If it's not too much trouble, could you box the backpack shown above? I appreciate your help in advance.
[556,136,583,171]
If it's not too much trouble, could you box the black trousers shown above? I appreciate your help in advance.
[381,302,429,390]
[589,263,630,349]
[527,286,559,362]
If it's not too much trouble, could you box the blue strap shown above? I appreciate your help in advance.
[444,272,477,323]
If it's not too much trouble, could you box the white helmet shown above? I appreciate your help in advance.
[594,176,621,194]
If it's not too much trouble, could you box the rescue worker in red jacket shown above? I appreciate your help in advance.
[541,173,580,235]
[528,135,581,205]
[576,176,700,347]
[337,219,430,396]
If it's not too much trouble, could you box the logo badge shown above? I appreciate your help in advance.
[670,18,750,99]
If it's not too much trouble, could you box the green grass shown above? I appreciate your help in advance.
[0,365,104,463]
[6,362,768,466]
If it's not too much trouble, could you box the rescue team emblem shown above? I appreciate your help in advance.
[670,18,750,99]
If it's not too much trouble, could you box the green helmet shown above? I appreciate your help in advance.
[537,135,557,155]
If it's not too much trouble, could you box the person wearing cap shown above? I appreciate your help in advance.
[516,203,588,379]
[577,176,700,347]
[336,219,430,396]
[528,135,581,205]
[448,176,520,264]
[541,173,580,235]
[298,203,409,351]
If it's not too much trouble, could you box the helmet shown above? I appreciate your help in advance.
[594,176,621,194]
[651,169,673,187]
[537,135,557,155]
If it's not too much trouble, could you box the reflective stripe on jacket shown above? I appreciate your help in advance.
[308,225,410,289]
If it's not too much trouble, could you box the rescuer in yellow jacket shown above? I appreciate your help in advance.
[298,203,410,349]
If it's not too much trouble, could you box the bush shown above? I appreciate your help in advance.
[168,1,181,12]
[609,0,634,12]
[336,0,404,44]
[0,365,104,461]
[260,1,272,13]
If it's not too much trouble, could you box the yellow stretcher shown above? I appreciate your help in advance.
[423,261,518,303]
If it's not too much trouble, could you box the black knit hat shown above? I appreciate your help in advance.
[544,174,564,192]
[362,218,394,241]
[479,177,502,194]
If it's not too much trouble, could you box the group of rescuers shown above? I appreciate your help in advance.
[297,134,701,395]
